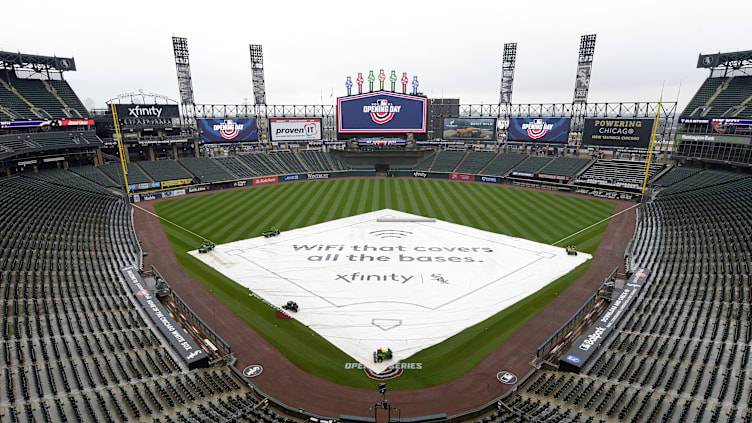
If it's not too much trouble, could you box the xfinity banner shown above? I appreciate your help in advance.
[582,118,654,148]
[120,266,209,368]
[560,268,651,373]
[508,118,570,143]
[443,118,497,140]
[270,118,322,141]
[338,92,428,134]
[115,104,181,128]
[198,118,258,143]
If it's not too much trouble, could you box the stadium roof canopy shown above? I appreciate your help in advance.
[697,49,752,69]
[0,51,76,72]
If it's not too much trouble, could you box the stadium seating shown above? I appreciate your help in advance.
[179,157,235,183]
[537,157,591,178]
[138,160,193,182]
[653,166,701,187]
[0,171,294,422]
[455,151,496,174]
[681,77,727,118]
[502,170,752,422]
[267,151,307,173]
[706,76,752,118]
[412,152,436,171]
[479,153,527,176]
[99,162,152,185]
[238,153,285,176]
[214,156,259,179]
[0,131,102,159]
[576,159,664,190]
[46,80,89,118]
[70,165,119,188]
[428,151,467,172]
[511,156,552,174]
[299,150,340,172]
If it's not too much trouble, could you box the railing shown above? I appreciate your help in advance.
[151,265,232,354]
[535,267,617,360]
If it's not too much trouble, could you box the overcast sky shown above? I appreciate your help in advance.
[3,0,750,111]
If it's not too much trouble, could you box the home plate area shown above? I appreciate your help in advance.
[189,209,590,372]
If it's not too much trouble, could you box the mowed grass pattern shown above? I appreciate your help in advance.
[155,179,616,389]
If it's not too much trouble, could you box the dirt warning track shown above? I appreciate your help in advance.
[133,178,635,418]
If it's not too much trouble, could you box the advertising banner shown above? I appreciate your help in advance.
[676,133,751,145]
[338,92,427,133]
[510,171,534,178]
[508,118,570,143]
[59,119,94,126]
[269,118,322,141]
[449,173,474,181]
[582,118,654,148]
[120,266,209,368]
[358,140,406,146]
[114,104,181,128]
[283,174,301,182]
[198,118,258,143]
[477,175,499,183]
[443,118,497,140]
[560,269,650,373]
[253,176,278,185]
[161,178,192,189]
[1,120,51,129]
[538,174,571,181]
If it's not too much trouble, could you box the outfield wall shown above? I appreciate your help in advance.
[129,168,640,203]
[130,170,376,202]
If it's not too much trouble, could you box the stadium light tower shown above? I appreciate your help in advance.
[249,44,267,105]
[499,42,517,106]
[172,36,196,127]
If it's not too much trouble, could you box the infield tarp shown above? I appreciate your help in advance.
[190,209,590,372]
[508,117,570,143]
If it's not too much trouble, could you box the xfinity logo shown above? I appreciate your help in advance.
[128,105,163,118]
[413,172,427,178]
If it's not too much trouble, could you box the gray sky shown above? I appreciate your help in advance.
[3,0,750,111]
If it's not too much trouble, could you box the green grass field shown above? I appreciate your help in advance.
[154,179,616,389]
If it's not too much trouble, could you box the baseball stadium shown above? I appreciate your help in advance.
[1,13,752,423]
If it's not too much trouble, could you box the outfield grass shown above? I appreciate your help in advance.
[154,179,615,389]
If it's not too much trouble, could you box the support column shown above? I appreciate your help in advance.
[173,144,179,160]
[95,148,103,166]
[193,141,200,158]
[149,145,155,161]
[63,160,69,169]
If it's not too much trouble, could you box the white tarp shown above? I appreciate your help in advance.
[190,209,590,372]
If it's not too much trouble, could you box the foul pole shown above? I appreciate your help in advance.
[641,98,662,195]
[110,102,130,200]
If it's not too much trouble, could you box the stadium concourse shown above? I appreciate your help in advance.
[132,175,637,418]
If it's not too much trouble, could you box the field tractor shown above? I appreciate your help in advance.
[282,301,299,312]
[262,226,281,238]
[566,246,578,256]
[373,347,393,363]
[198,241,216,254]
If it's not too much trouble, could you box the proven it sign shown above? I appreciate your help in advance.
[337,92,427,133]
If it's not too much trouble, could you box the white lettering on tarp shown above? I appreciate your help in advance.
[127,105,163,118]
